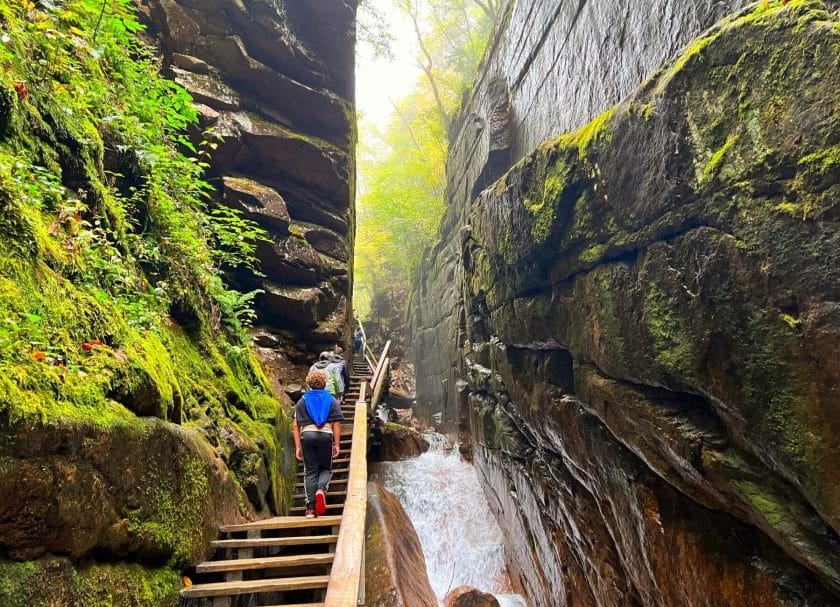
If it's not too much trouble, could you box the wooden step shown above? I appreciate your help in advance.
[293,490,347,500]
[263,604,324,607]
[180,575,330,598]
[296,479,347,489]
[196,553,334,574]
[290,503,344,514]
[297,467,348,478]
[221,515,342,533]
[211,534,339,550]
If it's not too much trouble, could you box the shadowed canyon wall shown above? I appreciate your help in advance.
[141,0,357,378]
[408,1,839,605]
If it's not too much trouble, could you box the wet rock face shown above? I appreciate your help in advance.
[409,2,840,605]
[365,482,438,607]
[141,0,357,372]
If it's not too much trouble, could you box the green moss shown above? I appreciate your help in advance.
[642,102,655,122]
[699,133,738,185]
[643,283,692,375]
[779,313,800,329]
[578,244,606,264]
[560,104,617,160]
[0,559,179,607]
[730,479,797,535]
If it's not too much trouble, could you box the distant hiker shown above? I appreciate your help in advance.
[353,326,363,354]
[330,346,350,399]
[309,352,340,396]
[293,370,343,517]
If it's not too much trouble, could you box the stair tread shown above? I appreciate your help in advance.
[221,515,342,533]
[290,503,344,513]
[211,534,339,549]
[293,490,346,500]
[196,553,334,574]
[180,575,330,598]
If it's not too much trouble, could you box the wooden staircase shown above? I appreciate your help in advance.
[180,356,373,607]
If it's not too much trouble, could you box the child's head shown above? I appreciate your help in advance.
[306,370,328,390]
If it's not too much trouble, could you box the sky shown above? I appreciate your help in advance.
[355,0,422,136]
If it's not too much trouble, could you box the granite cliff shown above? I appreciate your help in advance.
[408,1,840,604]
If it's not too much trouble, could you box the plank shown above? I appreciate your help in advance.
[211,534,338,549]
[324,399,368,606]
[197,553,334,574]
[221,515,342,533]
[294,490,347,500]
[290,503,344,514]
[179,575,330,598]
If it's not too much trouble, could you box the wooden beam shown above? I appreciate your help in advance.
[197,554,334,574]
[221,516,342,533]
[323,392,368,606]
[211,535,339,549]
[180,575,330,598]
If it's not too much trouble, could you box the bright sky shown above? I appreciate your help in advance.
[355,0,422,137]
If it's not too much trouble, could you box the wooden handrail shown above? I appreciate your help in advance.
[369,340,391,388]
[324,382,367,607]
[369,356,389,415]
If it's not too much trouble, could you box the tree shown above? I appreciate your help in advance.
[354,0,494,316]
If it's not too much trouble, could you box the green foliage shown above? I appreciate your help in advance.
[0,0,277,431]
[355,0,493,314]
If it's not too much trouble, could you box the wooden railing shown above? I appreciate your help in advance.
[368,340,390,415]
[324,381,367,607]
[323,340,391,605]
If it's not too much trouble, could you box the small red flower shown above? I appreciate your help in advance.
[33,350,46,361]
[82,342,92,351]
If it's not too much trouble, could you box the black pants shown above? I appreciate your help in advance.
[301,430,333,506]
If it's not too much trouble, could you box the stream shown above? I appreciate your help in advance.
[372,437,528,607]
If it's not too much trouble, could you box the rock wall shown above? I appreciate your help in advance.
[408,1,840,605]
[141,0,358,378]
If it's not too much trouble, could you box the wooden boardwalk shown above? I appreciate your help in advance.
[181,346,389,606]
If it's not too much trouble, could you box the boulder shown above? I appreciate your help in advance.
[222,176,291,231]
[444,586,500,607]
[0,418,247,564]
[370,421,430,462]
[365,482,438,607]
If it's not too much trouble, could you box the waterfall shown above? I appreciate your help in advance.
[372,438,528,607]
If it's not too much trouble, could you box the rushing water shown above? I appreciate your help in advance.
[372,438,528,607]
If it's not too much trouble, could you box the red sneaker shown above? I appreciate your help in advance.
[315,488,327,516]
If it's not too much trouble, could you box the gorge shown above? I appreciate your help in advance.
[0,0,837,605]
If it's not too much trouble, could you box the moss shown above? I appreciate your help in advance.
[779,313,800,329]
[642,102,655,122]
[559,104,617,160]
[730,479,798,536]
[578,244,606,264]
[0,559,179,607]
[126,448,212,566]
[643,283,693,376]
[699,133,738,185]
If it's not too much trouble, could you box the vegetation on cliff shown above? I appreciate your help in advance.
[0,0,292,602]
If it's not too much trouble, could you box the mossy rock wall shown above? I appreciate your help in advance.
[0,0,310,603]
[410,1,840,604]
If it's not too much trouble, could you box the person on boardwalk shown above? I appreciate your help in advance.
[309,352,341,396]
[353,326,363,354]
[329,346,350,401]
[293,370,344,517]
